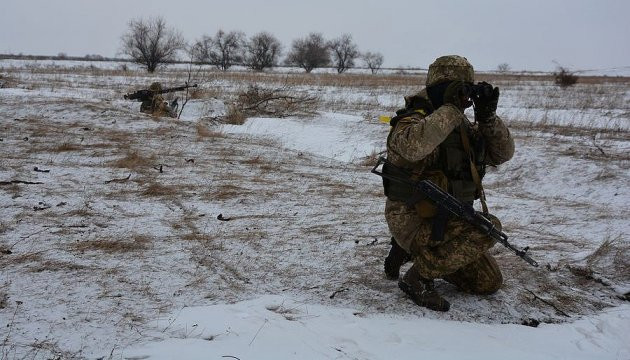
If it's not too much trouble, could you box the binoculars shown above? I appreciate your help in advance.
[460,82,494,98]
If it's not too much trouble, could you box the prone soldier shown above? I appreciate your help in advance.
[124,82,197,118]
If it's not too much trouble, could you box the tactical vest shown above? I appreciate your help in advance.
[431,123,486,202]
[384,114,486,205]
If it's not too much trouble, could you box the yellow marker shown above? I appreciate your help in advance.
[379,115,391,124]
[380,109,426,124]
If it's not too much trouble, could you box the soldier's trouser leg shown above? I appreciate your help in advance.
[442,253,502,294]
[411,215,503,287]
[384,237,411,280]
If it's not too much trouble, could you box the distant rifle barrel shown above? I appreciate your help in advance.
[123,83,198,101]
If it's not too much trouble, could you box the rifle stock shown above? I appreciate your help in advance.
[372,157,538,267]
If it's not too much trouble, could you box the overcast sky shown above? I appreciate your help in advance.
[1,0,629,72]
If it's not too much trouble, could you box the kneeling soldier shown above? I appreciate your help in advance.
[382,55,514,311]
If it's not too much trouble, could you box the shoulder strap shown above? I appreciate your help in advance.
[459,124,489,214]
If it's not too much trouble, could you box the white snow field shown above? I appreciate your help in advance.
[1,60,629,359]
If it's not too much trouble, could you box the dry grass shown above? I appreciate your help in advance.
[0,291,7,309]
[0,251,45,268]
[109,150,156,170]
[358,149,380,166]
[53,142,83,152]
[196,122,225,139]
[64,207,95,218]
[224,105,246,125]
[104,129,134,145]
[71,235,151,254]
[585,235,627,270]
[142,182,181,197]
[28,259,90,273]
[0,74,18,88]
[323,182,355,196]
[242,156,266,165]
[188,87,214,99]
[1,183,21,199]
[203,184,249,200]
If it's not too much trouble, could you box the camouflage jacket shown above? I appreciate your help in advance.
[140,94,176,118]
[385,89,514,252]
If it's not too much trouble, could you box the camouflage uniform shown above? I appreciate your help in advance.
[140,82,177,118]
[384,56,514,299]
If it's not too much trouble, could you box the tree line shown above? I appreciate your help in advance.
[120,17,384,74]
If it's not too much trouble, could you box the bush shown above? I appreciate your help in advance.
[233,85,319,118]
[554,67,578,88]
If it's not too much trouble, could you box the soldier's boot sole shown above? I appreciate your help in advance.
[398,280,451,312]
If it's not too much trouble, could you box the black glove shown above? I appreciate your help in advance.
[442,81,472,111]
[473,82,499,123]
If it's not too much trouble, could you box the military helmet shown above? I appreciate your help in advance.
[426,55,474,87]
[149,82,162,92]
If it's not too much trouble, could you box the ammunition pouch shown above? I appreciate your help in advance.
[383,164,447,219]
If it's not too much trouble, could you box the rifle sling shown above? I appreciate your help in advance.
[459,123,489,214]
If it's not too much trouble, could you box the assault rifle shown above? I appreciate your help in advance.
[123,83,198,101]
[372,157,538,267]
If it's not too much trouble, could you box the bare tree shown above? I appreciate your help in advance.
[120,17,184,73]
[192,30,244,71]
[176,46,204,119]
[362,51,384,74]
[497,63,510,73]
[554,66,578,88]
[244,32,282,72]
[328,34,359,74]
[285,33,331,73]
[190,35,211,63]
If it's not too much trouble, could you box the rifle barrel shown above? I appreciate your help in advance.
[372,157,539,267]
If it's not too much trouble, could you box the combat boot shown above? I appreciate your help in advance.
[384,237,411,280]
[398,264,450,312]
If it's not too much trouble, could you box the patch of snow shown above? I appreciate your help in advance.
[222,113,383,163]
[125,296,630,360]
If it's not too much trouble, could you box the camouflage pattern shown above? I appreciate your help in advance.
[477,115,515,165]
[386,202,504,293]
[384,56,514,294]
[149,82,162,92]
[399,263,450,311]
[442,252,503,295]
[386,98,467,168]
[426,55,474,87]
[140,82,177,118]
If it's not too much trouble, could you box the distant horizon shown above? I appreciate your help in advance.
[2,0,629,74]
[3,52,630,76]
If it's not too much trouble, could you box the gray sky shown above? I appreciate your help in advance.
[1,0,629,72]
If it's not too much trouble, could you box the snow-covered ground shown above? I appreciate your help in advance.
[1,60,629,359]
[124,296,630,360]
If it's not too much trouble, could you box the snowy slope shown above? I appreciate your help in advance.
[125,296,630,360]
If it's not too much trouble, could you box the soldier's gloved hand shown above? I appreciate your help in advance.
[473,82,499,123]
[443,81,473,111]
